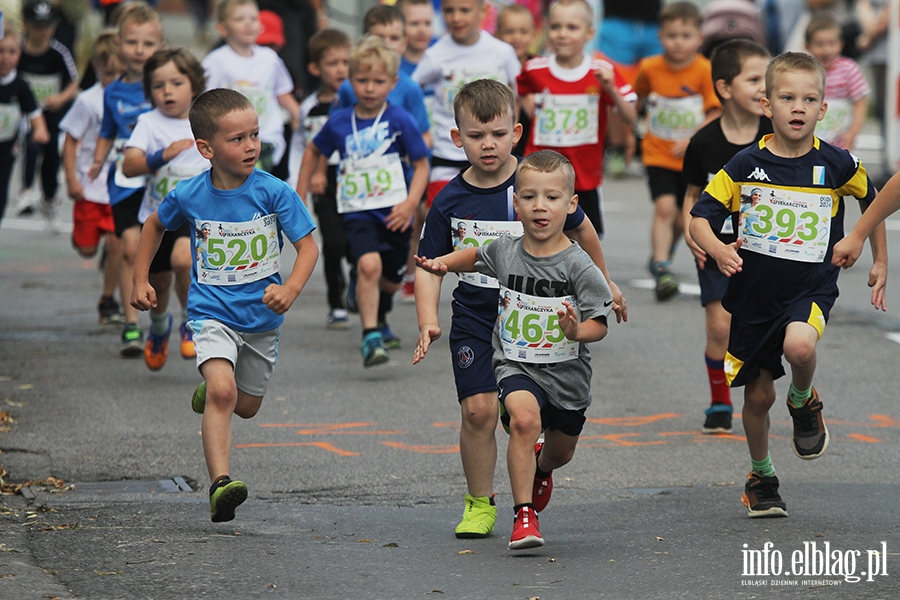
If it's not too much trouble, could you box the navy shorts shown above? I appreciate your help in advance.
[696,257,730,306]
[149,221,191,274]
[498,374,587,437]
[646,166,686,207]
[449,309,498,401]
[344,218,409,284]
[725,296,834,388]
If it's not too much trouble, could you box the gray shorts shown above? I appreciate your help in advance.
[189,319,280,397]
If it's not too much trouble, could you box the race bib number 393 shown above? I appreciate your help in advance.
[498,286,579,364]
[739,185,832,263]
[196,215,281,286]
[451,219,523,288]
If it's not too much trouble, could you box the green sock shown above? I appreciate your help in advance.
[751,453,775,478]
[788,383,812,408]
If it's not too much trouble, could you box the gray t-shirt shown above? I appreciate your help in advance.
[475,235,612,411]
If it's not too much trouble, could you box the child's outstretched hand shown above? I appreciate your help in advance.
[262,283,299,315]
[710,238,743,277]
[608,281,628,323]
[557,300,581,341]
[413,324,441,364]
[868,260,887,311]
[131,282,158,311]
[414,255,449,276]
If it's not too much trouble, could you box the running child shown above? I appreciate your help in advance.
[416,149,612,550]
[681,39,771,434]
[122,48,210,370]
[804,16,870,150]
[0,20,49,223]
[132,88,319,523]
[202,0,300,173]
[495,3,536,157]
[413,79,625,540]
[689,52,888,518]
[88,1,163,357]
[634,1,720,300]
[296,36,430,367]
[397,0,435,77]
[517,0,637,237]
[60,30,126,325]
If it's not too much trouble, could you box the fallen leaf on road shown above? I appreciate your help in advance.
[458,549,475,554]
[382,542,399,548]
[94,570,122,576]
[358,539,373,543]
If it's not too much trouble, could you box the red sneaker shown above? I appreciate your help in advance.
[532,442,553,513]
[508,506,544,550]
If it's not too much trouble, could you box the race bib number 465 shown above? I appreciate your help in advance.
[498,286,579,364]
[196,215,281,286]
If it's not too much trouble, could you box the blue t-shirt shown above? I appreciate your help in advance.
[417,166,587,326]
[99,77,151,204]
[156,169,317,333]
[312,103,430,224]
[336,73,430,135]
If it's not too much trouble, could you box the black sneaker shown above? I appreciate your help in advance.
[787,388,829,459]
[741,472,788,518]
[98,296,125,325]
[702,404,733,434]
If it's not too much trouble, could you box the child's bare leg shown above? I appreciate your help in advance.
[705,300,730,359]
[171,237,192,313]
[783,322,818,390]
[459,392,499,498]
[101,232,122,299]
[536,429,578,473]
[504,391,543,506]
[119,225,142,323]
[200,358,262,481]
[651,193,679,263]
[356,252,382,330]
[742,371,776,461]
[148,271,172,317]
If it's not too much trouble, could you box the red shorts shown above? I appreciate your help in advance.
[425,180,451,209]
[72,200,114,250]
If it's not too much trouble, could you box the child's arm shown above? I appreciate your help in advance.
[682,184,708,268]
[295,143,324,202]
[415,247,478,275]
[44,79,79,113]
[839,96,869,150]
[29,113,50,145]
[595,67,636,125]
[865,217,888,311]
[262,232,319,314]
[689,215,743,276]
[566,222,627,322]
[89,137,115,180]
[277,92,301,131]
[131,211,168,310]
[557,300,608,343]
[833,171,900,268]
[62,133,83,201]
[310,156,328,195]
[122,139,196,178]
[412,269,443,365]
[385,155,429,232]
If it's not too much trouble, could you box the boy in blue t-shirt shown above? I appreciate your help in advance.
[296,36,430,368]
[132,89,319,523]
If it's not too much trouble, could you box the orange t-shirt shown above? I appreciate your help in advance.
[634,54,720,172]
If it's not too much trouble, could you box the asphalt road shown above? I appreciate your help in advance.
[1,169,899,599]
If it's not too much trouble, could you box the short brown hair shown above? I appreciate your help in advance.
[363,4,404,34]
[765,51,826,98]
[396,0,432,11]
[710,39,770,102]
[496,3,533,31]
[92,29,119,66]
[453,78,515,126]
[115,1,162,34]
[143,48,207,106]
[190,88,255,140]
[516,150,576,196]
[216,0,257,24]
[659,1,702,28]
[805,16,841,45]
[350,35,399,78]
[308,28,351,65]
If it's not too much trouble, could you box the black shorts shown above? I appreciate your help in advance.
[696,257,730,306]
[111,189,144,236]
[498,374,586,437]
[449,310,498,401]
[726,296,834,388]
[575,187,604,238]
[646,166,686,207]
[344,218,409,284]
[149,222,191,274]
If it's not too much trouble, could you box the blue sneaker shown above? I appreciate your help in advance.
[361,331,389,367]
[377,322,400,349]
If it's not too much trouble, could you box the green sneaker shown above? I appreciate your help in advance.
[454,493,496,539]
[191,381,206,414]
[209,477,248,522]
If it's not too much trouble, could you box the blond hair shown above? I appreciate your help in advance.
[350,35,399,78]
[115,1,162,34]
[216,0,258,23]
[516,150,576,196]
[92,29,120,67]
[765,51,826,98]
[548,0,593,22]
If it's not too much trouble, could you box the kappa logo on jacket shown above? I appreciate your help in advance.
[747,167,771,182]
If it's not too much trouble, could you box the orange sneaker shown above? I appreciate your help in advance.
[180,322,196,359]
[144,314,171,371]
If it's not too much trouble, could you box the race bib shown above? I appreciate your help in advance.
[451,219,523,288]
[113,137,146,189]
[0,102,21,142]
[21,73,60,107]
[816,98,852,145]
[498,286,579,364]
[147,165,203,211]
[441,66,506,107]
[739,185,832,263]
[533,93,599,147]
[647,93,704,141]
[337,152,407,213]
[234,82,268,117]
[195,215,281,286]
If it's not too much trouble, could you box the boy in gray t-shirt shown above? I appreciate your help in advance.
[416,150,612,551]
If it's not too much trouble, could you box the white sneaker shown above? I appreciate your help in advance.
[326,308,349,330]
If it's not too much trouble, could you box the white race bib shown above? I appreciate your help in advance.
[337,152,407,213]
[0,102,21,142]
[739,185,832,263]
[647,93,704,141]
[498,286,579,364]
[21,73,60,107]
[816,98,852,145]
[441,66,505,107]
[234,82,269,117]
[196,215,281,286]
[451,219,523,288]
[533,93,599,147]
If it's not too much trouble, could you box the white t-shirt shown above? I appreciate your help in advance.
[412,32,520,164]
[202,44,294,163]
[126,109,210,223]
[59,83,110,203]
